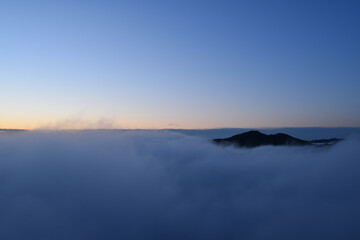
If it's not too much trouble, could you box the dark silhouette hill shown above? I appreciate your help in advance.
[213,130,313,148]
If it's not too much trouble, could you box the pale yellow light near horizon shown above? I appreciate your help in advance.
[0,112,247,130]
[1,114,358,130]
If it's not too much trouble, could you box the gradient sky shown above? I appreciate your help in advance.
[1,0,359,129]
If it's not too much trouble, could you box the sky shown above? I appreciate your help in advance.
[1,0,359,129]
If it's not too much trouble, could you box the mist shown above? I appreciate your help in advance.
[0,130,359,239]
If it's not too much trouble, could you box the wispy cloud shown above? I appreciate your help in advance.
[35,117,121,130]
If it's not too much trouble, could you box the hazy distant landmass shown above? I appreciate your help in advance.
[213,130,342,148]
[0,129,27,133]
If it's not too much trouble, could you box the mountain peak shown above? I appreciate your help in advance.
[213,130,310,148]
[242,130,262,135]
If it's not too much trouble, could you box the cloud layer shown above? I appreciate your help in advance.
[0,131,359,239]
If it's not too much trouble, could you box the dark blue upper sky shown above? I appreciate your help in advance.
[1,0,359,129]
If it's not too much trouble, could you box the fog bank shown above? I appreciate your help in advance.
[0,131,359,239]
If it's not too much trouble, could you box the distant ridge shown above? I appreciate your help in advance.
[0,129,27,132]
[213,130,341,148]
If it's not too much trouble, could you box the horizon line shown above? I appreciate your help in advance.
[2,126,360,131]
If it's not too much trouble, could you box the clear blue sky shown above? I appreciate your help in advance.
[1,0,359,129]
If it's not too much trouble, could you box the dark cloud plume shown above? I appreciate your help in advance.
[0,131,359,239]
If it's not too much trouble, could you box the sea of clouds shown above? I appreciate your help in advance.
[0,130,359,239]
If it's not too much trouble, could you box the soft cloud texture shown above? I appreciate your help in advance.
[0,130,359,239]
